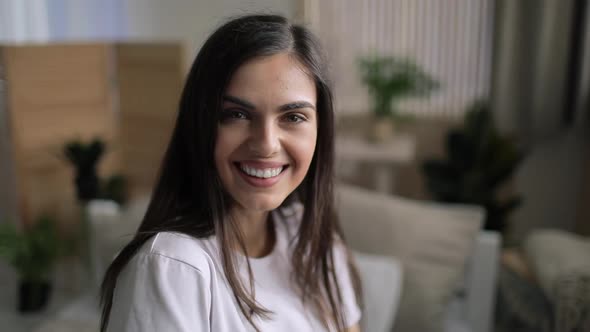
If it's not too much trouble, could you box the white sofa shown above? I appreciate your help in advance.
[335,184,500,332]
[351,233,500,332]
[36,185,500,332]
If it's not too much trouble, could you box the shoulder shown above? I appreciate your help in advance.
[110,232,216,331]
[134,231,218,276]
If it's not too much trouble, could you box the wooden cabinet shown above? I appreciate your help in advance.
[0,43,182,228]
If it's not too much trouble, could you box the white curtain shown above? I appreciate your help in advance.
[0,0,50,42]
[0,0,127,43]
[492,0,588,141]
[307,0,495,118]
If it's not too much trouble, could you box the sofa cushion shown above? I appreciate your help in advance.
[524,229,590,299]
[335,184,483,332]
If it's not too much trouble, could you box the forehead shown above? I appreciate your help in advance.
[224,53,316,104]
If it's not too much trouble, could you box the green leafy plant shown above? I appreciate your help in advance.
[0,216,65,283]
[62,139,128,204]
[358,56,440,119]
[422,101,526,232]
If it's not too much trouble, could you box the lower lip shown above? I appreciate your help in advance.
[235,164,286,188]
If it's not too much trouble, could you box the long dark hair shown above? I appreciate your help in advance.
[100,14,361,332]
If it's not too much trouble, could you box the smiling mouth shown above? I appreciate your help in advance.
[235,162,288,179]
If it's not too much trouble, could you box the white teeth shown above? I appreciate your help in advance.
[239,164,284,179]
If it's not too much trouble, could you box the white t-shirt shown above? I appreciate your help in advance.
[107,205,361,331]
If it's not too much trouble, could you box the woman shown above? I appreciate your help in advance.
[100,14,362,332]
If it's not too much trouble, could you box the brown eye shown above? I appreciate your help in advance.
[221,109,249,121]
[284,113,305,123]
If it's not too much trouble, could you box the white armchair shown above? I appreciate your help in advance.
[445,231,501,332]
[353,232,500,332]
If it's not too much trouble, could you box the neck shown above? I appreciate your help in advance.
[229,207,275,258]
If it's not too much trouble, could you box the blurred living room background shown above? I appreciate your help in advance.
[0,0,589,332]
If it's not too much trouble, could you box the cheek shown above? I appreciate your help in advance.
[291,128,317,173]
[214,128,236,172]
[213,134,223,170]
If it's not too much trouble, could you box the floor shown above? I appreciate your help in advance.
[0,261,98,332]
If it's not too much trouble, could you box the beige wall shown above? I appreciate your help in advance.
[577,146,590,235]
[510,129,588,243]
[124,0,298,72]
[492,0,590,242]
[310,0,494,117]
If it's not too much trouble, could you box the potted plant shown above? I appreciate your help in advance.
[358,56,439,142]
[422,101,526,233]
[62,138,105,202]
[0,216,65,312]
[61,138,127,284]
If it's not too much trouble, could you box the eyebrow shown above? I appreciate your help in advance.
[222,95,316,111]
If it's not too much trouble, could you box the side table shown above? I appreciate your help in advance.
[335,135,416,194]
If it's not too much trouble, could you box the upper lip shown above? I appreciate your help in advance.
[236,160,288,168]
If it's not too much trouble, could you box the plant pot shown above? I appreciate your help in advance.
[75,170,99,202]
[18,280,52,313]
[368,117,395,143]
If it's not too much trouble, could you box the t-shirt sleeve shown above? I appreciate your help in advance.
[107,253,211,332]
[333,242,362,328]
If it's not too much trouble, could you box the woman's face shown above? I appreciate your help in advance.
[214,53,318,213]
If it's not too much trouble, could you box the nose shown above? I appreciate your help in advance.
[247,119,280,157]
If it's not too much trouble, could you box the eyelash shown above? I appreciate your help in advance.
[220,109,307,124]
[284,113,306,123]
[222,109,248,120]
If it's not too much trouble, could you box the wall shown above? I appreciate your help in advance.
[124,0,298,72]
[492,0,590,243]
[0,54,19,225]
[2,44,119,228]
[510,128,588,243]
[312,0,494,118]
[578,143,590,235]
[0,0,298,70]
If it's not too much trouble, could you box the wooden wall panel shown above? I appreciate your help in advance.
[5,45,109,105]
[2,44,118,227]
[115,43,182,197]
[0,42,182,228]
[0,49,20,225]
[4,45,116,151]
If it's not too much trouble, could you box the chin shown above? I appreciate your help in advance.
[238,195,286,212]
